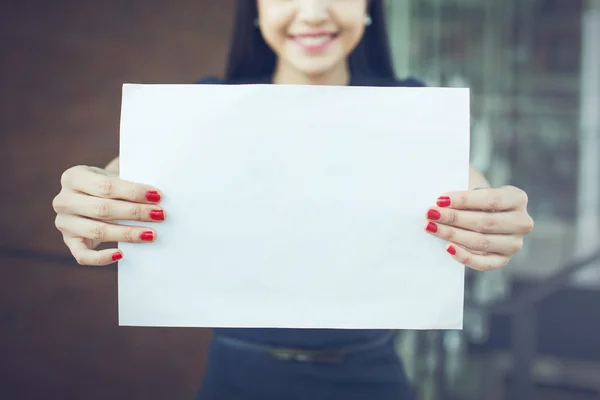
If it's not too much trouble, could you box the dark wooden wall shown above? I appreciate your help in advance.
[0,1,234,399]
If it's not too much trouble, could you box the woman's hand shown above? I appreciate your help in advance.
[52,164,165,266]
[424,185,534,271]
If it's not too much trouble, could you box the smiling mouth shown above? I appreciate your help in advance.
[291,33,338,52]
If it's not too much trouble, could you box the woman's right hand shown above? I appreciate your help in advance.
[52,164,165,266]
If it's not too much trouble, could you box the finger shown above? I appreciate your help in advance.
[425,208,533,235]
[61,165,162,204]
[445,243,510,272]
[424,221,523,256]
[63,235,124,266]
[56,214,157,244]
[436,186,528,212]
[55,191,166,222]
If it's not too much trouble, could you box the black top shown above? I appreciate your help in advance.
[198,73,424,88]
[196,73,425,350]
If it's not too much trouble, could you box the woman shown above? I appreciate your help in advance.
[52,0,534,399]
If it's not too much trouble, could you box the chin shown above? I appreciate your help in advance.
[292,59,343,79]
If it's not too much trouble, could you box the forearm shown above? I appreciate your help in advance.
[469,164,490,190]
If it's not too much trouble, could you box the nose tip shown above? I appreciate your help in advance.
[297,2,329,23]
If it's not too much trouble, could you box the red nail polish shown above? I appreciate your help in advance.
[140,231,154,241]
[426,222,438,233]
[447,245,457,255]
[149,210,165,221]
[146,191,161,203]
[437,196,451,207]
[427,209,441,220]
[112,252,123,261]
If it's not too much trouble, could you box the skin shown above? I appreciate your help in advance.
[258,0,367,86]
[52,0,534,271]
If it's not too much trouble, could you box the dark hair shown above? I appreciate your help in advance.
[225,0,396,83]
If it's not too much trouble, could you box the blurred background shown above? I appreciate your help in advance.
[1,0,598,399]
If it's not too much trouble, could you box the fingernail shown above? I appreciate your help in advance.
[447,245,457,255]
[427,209,441,220]
[426,222,438,233]
[437,196,451,207]
[149,210,165,221]
[140,231,155,241]
[112,252,123,261]
[146,191,161,203]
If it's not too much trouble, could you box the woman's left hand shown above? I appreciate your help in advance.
[424,185,534,271]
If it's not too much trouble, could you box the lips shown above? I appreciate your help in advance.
[291,32,338,52]
[293,34,336,45]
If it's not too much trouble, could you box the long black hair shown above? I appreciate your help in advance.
[225,0,396,83]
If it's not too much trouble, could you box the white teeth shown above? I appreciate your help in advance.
[296,36,332,46]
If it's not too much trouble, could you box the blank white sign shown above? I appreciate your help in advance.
[118,83,470,330]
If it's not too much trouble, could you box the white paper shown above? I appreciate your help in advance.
[118,83,470,329]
